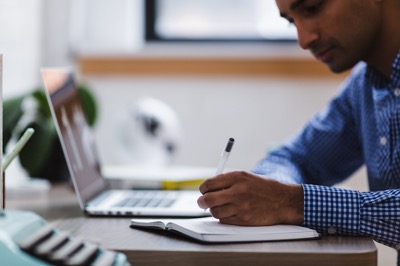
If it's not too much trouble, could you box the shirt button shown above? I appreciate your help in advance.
[327,227,336,235]
[380,137,387,146]
[394,88,400,97]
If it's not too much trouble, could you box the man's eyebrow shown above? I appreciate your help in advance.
[290,0,306,11]
[280,0,306,18]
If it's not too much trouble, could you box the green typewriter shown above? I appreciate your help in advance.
[0,210,130,266]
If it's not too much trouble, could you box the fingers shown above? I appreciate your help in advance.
[197,188,231,209]
[219,216,244,226]
[199,171,250,194]
[197,194,238,220]
[199,173,233,194]
[197,171,254,209]
[197,195,208,209]
[209,204,237,220]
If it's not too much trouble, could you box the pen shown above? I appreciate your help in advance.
[1,128,35,210]
[204,138,235,212]
[215,138,235,175]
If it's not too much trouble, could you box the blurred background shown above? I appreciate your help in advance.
[1,0,332,171]
[0,1,395,264]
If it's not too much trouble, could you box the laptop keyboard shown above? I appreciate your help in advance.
[113,191,178,208]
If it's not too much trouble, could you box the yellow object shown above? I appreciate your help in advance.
[161,179,205,190]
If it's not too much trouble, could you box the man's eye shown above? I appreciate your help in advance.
[304,1,323,15]
[283,16,295,25]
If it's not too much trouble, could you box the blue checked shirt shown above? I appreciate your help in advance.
[253,50,400,250]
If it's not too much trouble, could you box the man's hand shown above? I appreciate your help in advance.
[197,171,304,226]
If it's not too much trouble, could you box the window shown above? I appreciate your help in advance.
[145,0,297,42]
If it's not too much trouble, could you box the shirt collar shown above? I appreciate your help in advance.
[365,49,400,89]
[391,49,400,86]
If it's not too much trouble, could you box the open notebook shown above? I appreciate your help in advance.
[131,217,319,243]
[41,67,210,217]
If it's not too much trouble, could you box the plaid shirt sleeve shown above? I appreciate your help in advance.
[252,59,400,251]
[303,184,400,249]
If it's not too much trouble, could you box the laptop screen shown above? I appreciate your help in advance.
[41,68,107,208]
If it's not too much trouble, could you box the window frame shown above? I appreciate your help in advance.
[144,0,297,43]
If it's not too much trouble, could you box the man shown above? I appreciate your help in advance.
[197,0,400,258]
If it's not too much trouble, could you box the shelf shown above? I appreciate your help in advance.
[77,43,348,78]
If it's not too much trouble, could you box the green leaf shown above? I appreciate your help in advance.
[77,85,98,126]
[4,84,98,179]
[31,89,52,118]
[2,96,24,152]
[18,120,56,177]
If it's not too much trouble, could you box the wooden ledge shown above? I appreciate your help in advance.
[78,57,348,78]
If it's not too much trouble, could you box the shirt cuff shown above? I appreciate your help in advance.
[302,184,361,236]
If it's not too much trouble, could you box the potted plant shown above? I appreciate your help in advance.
[3,85,97,182]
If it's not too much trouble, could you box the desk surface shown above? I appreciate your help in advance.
[52,217,377,266]
[8,184,377,266]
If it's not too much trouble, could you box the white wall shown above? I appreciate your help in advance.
[0,0,43,98]
[42,0,144,67]
[86,75,340,170]
[41,0,73,67]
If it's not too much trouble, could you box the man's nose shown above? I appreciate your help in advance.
[296,21,320,50]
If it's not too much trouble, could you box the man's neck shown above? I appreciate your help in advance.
[364,1,400,79]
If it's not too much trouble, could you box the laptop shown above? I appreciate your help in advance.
[41,67,210,217]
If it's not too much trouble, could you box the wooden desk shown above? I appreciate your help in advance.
[51,217,377,266]
[8,184,377,266]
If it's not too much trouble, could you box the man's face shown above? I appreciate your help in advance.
[275,0,382,73]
